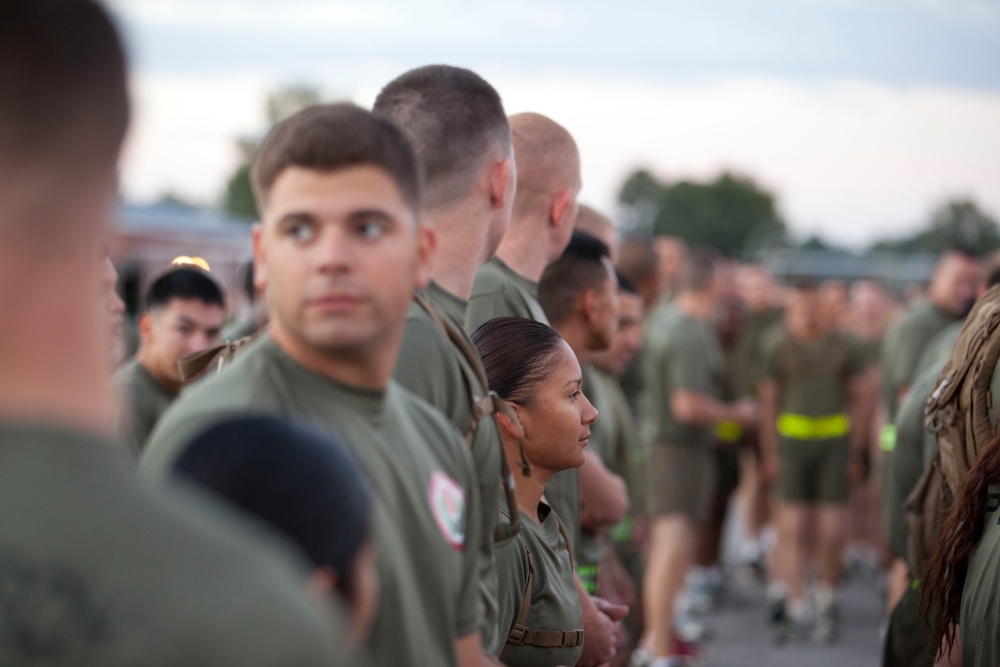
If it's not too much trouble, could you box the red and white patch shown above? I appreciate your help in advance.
[428,471,465,550]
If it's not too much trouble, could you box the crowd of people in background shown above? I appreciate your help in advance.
[7,2,1000,667]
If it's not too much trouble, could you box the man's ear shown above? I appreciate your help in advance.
[580,288,599,325]
[251,223,267,294]
[488,157,513,210]
[415,224,436,290]
[137,312,154,345]
[549,189,573,228]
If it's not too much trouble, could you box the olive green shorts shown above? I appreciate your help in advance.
[777,436,849,504]
[713,444,741,498]
[645,443,717,525]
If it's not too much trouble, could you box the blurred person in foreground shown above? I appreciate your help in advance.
[0,1,343,664]
[174,415,378,650]
[114,266,225,454]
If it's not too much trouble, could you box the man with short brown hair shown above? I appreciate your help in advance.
[142,103,483,667]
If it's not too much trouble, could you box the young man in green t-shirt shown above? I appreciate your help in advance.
[759,282,867,642]
[141,104,484,667]
[639,249,756,667]
[114,267,225,454]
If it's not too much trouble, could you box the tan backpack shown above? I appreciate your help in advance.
[906,285,1000,575]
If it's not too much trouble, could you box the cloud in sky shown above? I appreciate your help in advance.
[110,0,1000,247]
[112,0,1000,89]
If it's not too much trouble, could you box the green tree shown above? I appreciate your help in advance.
[870,198,1000,255]
[617,169,786,256]
[222,84,322,220]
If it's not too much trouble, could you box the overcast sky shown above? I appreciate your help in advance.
[108,0,1000,248]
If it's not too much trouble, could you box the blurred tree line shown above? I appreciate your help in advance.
[617,169,788,256]
[870,198,1000,256]
[617,167,1000,258]
[222,84,322,220]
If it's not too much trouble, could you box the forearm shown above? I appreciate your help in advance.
[670,389,733,427]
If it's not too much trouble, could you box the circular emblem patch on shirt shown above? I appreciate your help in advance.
[428,471,465,550]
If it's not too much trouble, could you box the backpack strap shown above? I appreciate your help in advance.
[176,328,265,383]
[499,508,584,659]
[412,292,531,540]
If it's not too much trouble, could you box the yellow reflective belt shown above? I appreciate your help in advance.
[880,424,897,452]
[776,413,851,440]
[715,420,743,443]
[577,564,599,594]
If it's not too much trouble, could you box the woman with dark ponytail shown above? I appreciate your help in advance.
[923,429,1000,666]
[473,316,599,666]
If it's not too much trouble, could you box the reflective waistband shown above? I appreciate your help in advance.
[776,413,850,440]
[577,563,599,594]
[715,420,743,443]
[880,424,897,452]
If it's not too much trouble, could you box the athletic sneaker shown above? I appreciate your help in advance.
[674,607,710,643]
[813,600,839,643]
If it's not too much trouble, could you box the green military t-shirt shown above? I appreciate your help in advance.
[141,336,480,667]
[394,280,504,654]
[914,321,962,381]
[113,358,176,456]
[731,307,783,398]
[0,424,344,666]
[642,304,724,448]
[882,301,955,420]
[495,496,583,667]
[465,259,580,559]
[576,363,620,568]
[961,483,1000,667]
[762,331,865,418]
[598,368,644,520]
[888,366,942,562]
[465,256,549,334]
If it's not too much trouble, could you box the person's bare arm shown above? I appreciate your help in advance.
[454,632,492,667]
[576,574,628,666]
[758,378,779,482]
[670,389,755,428]
[847,373,870,482]
[579,454,628,531]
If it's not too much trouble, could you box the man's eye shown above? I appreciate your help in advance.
[357,219,387,240]
[289,224,315,242]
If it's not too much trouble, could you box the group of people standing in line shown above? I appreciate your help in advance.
[7,2,1000,667]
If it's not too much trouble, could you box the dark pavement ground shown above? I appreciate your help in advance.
[692,563,885,667]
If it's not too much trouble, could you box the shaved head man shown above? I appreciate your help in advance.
[374,64,513,657]
[465,112,581,331]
